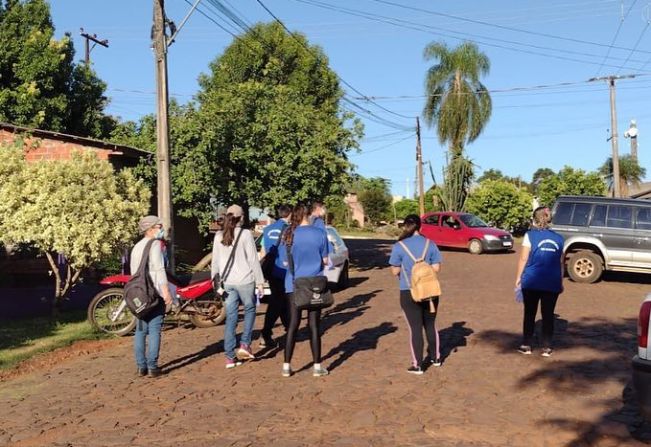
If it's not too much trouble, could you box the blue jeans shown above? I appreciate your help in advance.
[224,282,256,359]
[133,304,165,370]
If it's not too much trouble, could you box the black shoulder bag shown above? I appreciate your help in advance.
[288,242,334,310]
[212,228,244,299]
[124,239,161,319]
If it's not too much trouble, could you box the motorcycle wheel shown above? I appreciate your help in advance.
[87,287,137,336]
[189,298,226,328]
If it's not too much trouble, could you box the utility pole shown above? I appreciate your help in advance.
[416,117,425,216]
[79,29,108,65]
[152,0,174,270]
[589,74,636,198]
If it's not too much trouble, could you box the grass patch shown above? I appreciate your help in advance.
[0,310,106,370]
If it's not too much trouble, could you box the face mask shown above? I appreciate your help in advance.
[155,228,165,240]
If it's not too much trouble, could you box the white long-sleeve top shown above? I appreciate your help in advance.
[210,227,264,286]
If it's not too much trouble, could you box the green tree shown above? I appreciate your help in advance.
[466,179,533,231]
[537,166,606,206]
[394,198,420,219]
[354,177,392,224]
[598,154,646,197]
[477,169,504,183]
[422,41,492,210]
[0,0,112,138]
[191,22,361,221]
[531,167,555,194]
[0,144,150,310]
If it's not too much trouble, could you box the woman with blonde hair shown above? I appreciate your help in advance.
[515,206,565,357]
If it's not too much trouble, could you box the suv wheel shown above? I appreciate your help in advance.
[567,250,603,283]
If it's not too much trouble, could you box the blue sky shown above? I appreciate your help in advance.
[50,0,651,196]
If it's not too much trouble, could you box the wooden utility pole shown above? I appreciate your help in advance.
[589,74,636,198]
[416,117,425,216]
[153,0,174,269]
[79,29,108,65]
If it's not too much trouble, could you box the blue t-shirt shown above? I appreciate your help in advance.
[521,229,564,293]
[262,219,288,279]
[279,226,329,293]
[310,216,330,254]
[389,235,442,291]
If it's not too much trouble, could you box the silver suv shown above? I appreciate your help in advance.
[551,196,651,283]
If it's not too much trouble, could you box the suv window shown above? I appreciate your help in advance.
[606,205,633,229]
[553,203,573,225]
[424,215,439,225]
[591,205,607,226]
[636,208,651,230]
[553,202,591,226]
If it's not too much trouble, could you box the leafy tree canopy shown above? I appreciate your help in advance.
[0,0,113,138]
[536,166,606,206]
[465,179,533,231]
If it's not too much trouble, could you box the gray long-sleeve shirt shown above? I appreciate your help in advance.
[210,227,264,286]
[130,237,169,296]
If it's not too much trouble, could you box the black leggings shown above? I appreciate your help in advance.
[400,290,440,367]
[284,294,322,364]
[261,276,289,338]
[522,289,559,348]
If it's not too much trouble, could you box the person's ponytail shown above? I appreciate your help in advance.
[398,214,421,241]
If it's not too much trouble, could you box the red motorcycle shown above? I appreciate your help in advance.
[87,271,226,336]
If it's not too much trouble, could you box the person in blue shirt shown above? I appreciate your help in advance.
[515,206,565,357]
[258,204,291,348]
[278,204,329,378]
[389,214,443,375]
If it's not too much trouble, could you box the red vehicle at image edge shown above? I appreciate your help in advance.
[420,212,514,254]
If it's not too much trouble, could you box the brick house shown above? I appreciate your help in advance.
[0,122,207,276]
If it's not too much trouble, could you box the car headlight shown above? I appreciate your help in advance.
[484,235,499,241]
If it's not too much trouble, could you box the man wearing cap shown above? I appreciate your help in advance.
[130,215,175,378]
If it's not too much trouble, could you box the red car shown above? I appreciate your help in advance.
[420,212,514,254]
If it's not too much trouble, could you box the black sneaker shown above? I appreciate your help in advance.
[541,348,553,357]
[137,367,148,377]
[259,336,276,349]
[407,366,424,375]
[517,345,533,355]
[148,367,162,378]
[431,358,442,367]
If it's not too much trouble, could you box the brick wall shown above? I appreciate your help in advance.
[0,129,112,162]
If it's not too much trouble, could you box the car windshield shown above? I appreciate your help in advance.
[460,214,489,228]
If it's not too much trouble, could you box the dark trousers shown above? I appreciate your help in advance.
[522,289,559,348]
[284,295,322,364]
[261,276,289,339]
[400,290,440,367]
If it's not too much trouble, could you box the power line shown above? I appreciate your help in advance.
[595,0,639,76]
[294,0,649,71]
[616,20,650,74]
[367,0,651,55]
[253,0,415,123]
[351,133,415,156]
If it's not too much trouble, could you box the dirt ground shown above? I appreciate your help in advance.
[2,239,651,447]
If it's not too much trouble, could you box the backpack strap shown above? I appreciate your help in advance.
[136,239,156,276]
[398,241,418,263]
[419,239,430,262]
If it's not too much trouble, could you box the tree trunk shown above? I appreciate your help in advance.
[44,251,62,317]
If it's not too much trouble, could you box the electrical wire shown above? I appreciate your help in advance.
[595,0,639,76]
[616,20,650,74]
[293,0,648,71]
[367,0,651,55]
[350,133,415,156]
[253,0,416,124]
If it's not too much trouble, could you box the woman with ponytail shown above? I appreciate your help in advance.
[515,206,565,357]
[278,204,330,378]
[389,214,442,375]
[211,205,265,369]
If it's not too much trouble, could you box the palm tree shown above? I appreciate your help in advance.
[423,41,492,158]
[423,41,492,210]
[599,155,646,197]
